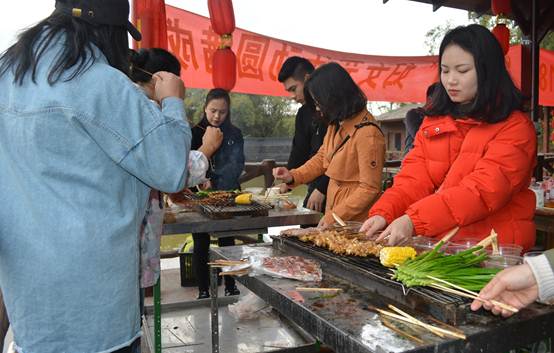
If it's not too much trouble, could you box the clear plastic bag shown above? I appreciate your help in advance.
[228,292,271,320]
[249,255,322,282]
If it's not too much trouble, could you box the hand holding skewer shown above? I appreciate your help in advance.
[272,167,293,184]
[471,263,537,317]
[361,215,387,239]
[153,71,186,101]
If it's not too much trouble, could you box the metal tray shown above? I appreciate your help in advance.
[143,297,318,353]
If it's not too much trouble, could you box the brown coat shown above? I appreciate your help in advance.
[290,109,385,224]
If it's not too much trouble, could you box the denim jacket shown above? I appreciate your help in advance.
[0,36,191,353]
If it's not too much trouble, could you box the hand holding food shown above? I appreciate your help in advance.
[278,183,289,194]
[198,126,223,158]
[471,263,538,317]
[375,215,414,246]
[153,71,186,101]
[272,167,293,184]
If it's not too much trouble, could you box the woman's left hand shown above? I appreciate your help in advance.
[375,215,414,246]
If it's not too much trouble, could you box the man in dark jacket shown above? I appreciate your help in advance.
[403,83,437,156]
[278,57,328,212]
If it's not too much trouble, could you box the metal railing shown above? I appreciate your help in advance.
[239,159,402,188]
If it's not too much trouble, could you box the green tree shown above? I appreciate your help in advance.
[425,20,456,55]
[424,12,553,54]
[184,88,295,137]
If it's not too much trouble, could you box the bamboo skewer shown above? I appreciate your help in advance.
[332,212,347,226]
[380,317,425,345]
[219,269,250,276]
[295,287,342,292]
[430,283,484,302]
[387,305,446,339]
[426,315,466,336]
[133,66,155,77]
[208,260,249,266]
[476,229,498,249]
[388,304,467,340]
[437,226,460,245]
[367,305,466,340]
[427,275,518,314]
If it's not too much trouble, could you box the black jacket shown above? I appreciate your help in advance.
[287,104,329,195]
[192,117,245,191]
[403,107,425,157]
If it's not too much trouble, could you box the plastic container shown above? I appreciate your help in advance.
[277,195,303,210]
[482,255,523,269]
[486,244,523,256]
[410,236,439,253]
[327,221,362,232]
[523,250,544,259]
[445,238,480,254]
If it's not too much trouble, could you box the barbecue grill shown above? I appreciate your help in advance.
[271,235,495,326]
[181,193,273,219]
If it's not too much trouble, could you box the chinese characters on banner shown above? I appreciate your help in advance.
[166,5,554,105]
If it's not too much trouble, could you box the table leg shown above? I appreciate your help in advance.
[154,277,162,353]
[211,265,219,353]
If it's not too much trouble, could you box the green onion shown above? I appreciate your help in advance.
[392,243,500,291]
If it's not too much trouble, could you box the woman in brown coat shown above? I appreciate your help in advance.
[274,62,385,226]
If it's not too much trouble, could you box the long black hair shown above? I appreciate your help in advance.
[425,24,523,123]
[304,62,367,125]
[0,5,130,85]
[129,48,181,83]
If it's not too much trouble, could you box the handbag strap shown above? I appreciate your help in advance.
[329,113,383,160]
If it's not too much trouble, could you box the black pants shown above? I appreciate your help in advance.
[192,233,236,292]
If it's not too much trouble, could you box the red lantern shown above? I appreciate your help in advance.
[491,0,511,16]
[208,0,235,35]
[492,24,510,55]
[132,0,168,50]
[212,48,236,91]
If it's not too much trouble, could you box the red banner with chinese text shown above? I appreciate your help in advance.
[166,5,554,106]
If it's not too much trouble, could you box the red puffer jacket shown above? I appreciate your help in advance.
[368,110,537,250]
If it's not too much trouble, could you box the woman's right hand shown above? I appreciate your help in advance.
[273,167,293,184]
[153,71,186,101]
[199,126,223,158]
[360,215,387,238]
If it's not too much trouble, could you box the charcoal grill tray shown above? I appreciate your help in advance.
[182,193,272,219]
[271,235,471,325]
[199,202,272,219]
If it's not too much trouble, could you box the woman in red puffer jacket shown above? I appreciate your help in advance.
[362,24,537,251]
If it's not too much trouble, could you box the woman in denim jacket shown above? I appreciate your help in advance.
[0,1,191,352]
[191,88,245,299]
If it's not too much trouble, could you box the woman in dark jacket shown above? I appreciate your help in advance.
[191,88,245,299]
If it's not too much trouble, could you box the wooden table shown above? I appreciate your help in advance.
[535,206,554,249]
[163,207,322,235]
[153,207,322,353]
